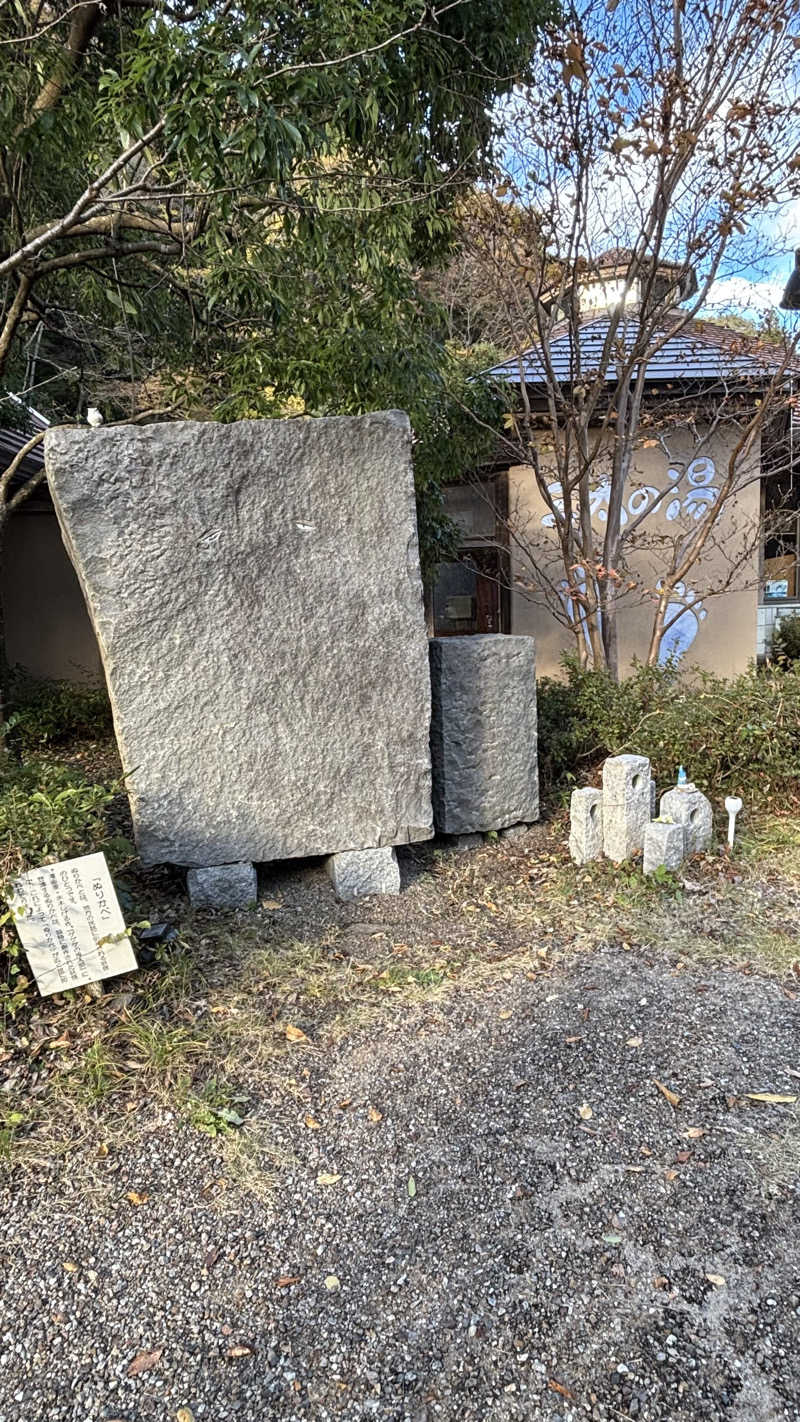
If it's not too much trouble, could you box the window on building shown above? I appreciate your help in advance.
[762,471,800,602]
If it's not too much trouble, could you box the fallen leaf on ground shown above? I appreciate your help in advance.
[640,1144,653,1157]
[261,899,282,910]
[578,1103,593,1120]
[665,1168,678,1181]
[675,1150,691,1164]
[127,1348,163,1377]
[316,1172,341,1186]
[177,1409,195,1422]
[685,1127,705,1139]
[368,1106,383,1123]
[744,1092,797,1105]
[653,1276,670,1289]
[706,1273,726,1287]
[62,1261,78,1273]
[565,1035,582,1044]
[126,1190,149,1206]
[408,1176,417,1198]
[626,1036,643,1048]
[548,1378,575,1400]
[337,1098,352,1109]
[654,1079,681,1108]
[276,1275,301,1288]
[499,1009,513,1020]
[285,1025,309,1044]
[602,1232,622,1244]
[303,1114,321,1130]
[325,1274,341,1291]
[225,1344,253,1359]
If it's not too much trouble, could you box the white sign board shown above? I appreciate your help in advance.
[11,852,137,997]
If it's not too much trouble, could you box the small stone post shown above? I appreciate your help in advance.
[569,787,604,865]
[602,755,652,862]
[659,783,713,856]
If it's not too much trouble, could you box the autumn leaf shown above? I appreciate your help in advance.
[665,1168,678,1182]
[548,1378,576,1400]
[127,1348,163,1377]
[304,1114,321,1130]
[705,1273,726,1288]
[225,1344,253,1359]
[325,1274,341,1291]
[316,1172,341,1186]
[578,1102,593,1120]
[685,1127,705,1139]
[177,1410,195,1422]
[408,1175,417,1198]
[626,1036,643,1048]
[126,1190,149,1206]
[654,1079,681,1108]
[744,1092,797,1105]
[367,1106,383,1123]
[276,1275,301,1288]
[285,1024,309,1044]
[62,1261,78,1273]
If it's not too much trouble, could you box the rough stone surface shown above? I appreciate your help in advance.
[660,783,714,856]
[429,635,539,835]
[569,786,604,864]
[326,847,400,900]
[650,779,658,818]
[499,823,530,841]
[186,861,257,909]
[46,414,433,866]
[602,754,652,862]
[643,821,685,875]
[447,832,484,853]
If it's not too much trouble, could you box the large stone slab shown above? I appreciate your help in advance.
[46,414,433,866]
[429,635,539,835]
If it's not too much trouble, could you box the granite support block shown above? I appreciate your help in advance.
[659,784,713,856]
[429,635,539,835]
[187,862,257,910]
[602,755,651,862]
[569,787,604,865]
[643,822,684,875]
[45,413,433,867]
[327,847,400,900]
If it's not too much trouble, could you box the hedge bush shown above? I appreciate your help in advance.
[7,673,113,752]
[771,613,800,665]
[538,657,800,806]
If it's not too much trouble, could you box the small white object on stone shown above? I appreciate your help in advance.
[86,406,103,427]
[569,787,604,865]
[187,861,257,910]
[643,820,685,875]
[725,795,743,848]
[660,782,713,857]
[326,847,400,900]
[10,852,135,996]
[602,755,651,862]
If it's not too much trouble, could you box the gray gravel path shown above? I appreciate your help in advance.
[1,946,799,1422]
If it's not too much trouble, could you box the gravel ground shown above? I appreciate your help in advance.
[1,943,799,1422]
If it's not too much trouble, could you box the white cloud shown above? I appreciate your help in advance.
[704,275,784,314]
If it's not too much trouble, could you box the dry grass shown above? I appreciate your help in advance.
[2,809,798,1189]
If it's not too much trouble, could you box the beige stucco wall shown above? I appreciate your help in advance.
[446,424,761,679]
[2,504,104,686]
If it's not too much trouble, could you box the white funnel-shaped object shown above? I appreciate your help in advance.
[725,795,743,849]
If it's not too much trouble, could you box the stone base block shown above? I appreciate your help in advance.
[569,787,604,865]
[500,823,531,842]
[327,847,400,900]
[429,635,539,835]
[643,822,684,875]
[446,832,484,853]
[187,861,257,910]
[659,784,713,856]
[602,754,651,862]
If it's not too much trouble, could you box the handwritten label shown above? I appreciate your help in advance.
[10,852,136,997]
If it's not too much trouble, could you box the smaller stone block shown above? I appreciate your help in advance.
[643,821,684,875]
[569,788,604,865]
[500,823,530,842]
[327,847,400,900]
[659,783,713,856]
[602,754,651,862]
[187,861,257,910]
[447,833,484,853]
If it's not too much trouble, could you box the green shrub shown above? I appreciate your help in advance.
[8,673,112,752]
[537,656,800,807]
[771,613,800,665]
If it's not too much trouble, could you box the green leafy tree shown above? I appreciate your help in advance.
[0,0,552,568]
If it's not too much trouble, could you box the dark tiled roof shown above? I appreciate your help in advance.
[0,401,48,482]
[487,314,796,388]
